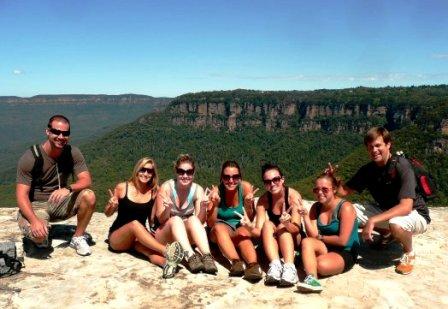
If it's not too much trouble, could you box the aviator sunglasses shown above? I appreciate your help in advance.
[48,127,70,137]
[176,168,195,176]
[222,174,241,182]
[139,167,154,174]
[263,176,282,185]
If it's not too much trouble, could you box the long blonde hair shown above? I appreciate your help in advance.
[129,157,159,196]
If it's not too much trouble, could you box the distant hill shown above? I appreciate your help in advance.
[1,86,447,209]
[0,94,171,181]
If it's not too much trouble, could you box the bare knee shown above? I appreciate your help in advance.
[167,216,183,227]
[79,189,96,209]
[301,237,314,250]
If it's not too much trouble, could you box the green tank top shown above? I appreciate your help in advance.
[317,199,359,253]
[217,183,244,229]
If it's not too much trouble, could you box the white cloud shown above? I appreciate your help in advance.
[13,69,24,75]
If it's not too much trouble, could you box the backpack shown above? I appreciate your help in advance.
[388,151,437,200]
[0,242,23,278]
[29,144,74,201]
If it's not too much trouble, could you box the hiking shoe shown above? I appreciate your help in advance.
[265,259,282,285]
[202,253,218,274]
[395,252,415,275]
[279,263,298,287]
[229,260,245,277]
[187,253,205,273]
[165,241,185,265]
[243,263,263,282]
[162,262,177,279]
[70,235,91,256]
[297,275,323,293]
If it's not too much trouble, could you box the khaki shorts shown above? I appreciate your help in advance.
[354,202,428,234]
[17,189,90,241]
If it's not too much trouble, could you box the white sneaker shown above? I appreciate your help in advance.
[279,263,298,286]
[70,235,91,256]
[265,259,282,285]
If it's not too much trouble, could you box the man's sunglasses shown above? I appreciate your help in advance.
[263,176,282,185]
[222,174,241,182]
[139,167,154,174]
[176,168,194,176]
[48,127,70,137]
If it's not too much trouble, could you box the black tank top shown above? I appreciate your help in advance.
[267,186,290,226]
[109,182,154,235]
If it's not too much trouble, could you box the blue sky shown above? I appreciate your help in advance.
[1,0,447,97]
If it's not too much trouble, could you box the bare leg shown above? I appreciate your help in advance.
[390,223,413,253]
[234,226,257,264]
[262,221,280,262]
[277,225,296,264]
[74,189,96,237]
[185,216,211,254]
[211,223,240,261]
[300,237,328,277]
[155,216,195,256]
[134,242,165,267]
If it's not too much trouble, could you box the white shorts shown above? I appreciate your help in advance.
[353,203,427,234]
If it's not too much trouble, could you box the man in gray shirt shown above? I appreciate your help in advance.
[335,127,430,275]
[16,115,96,256]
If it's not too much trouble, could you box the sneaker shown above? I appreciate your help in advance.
[265,260,282,286]
[279,263,298,287]
[297,275,323,293]
[202,253,218,274]
[187,253,205,273]
[395,252,415,275]
[70,235,91,256]
[243,263,263,282]
[229,260,245,277]
[162,242,185,279]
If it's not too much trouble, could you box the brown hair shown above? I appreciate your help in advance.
[48,114,70,128]
[220,160,242,180]
[174,154,195,170]
[364,126,391,146]
[261,162,283,179]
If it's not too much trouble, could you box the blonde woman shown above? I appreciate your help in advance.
[105,157,184,279]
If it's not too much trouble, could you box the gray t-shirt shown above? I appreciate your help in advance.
[17,144,88,202]
[346,156,430,223]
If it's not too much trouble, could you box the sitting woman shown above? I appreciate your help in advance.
[257,163,303,287]
[105,157,184,279]
[154,154,217,274]
[298,172,359,292]
[207,160,262,281]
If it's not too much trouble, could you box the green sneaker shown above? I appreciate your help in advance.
[297,275,323,293]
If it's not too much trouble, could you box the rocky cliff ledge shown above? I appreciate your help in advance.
[1,207,447,308]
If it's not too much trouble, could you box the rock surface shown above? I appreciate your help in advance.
[1,207,447,308]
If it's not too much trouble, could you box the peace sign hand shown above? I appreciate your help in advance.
[279,204,292,223]
[235,208,254,228]
[209,185,221,204]
[244,186,259,208]
[325,162,338,176]
[108,188,119,210]
[201,187,212,209]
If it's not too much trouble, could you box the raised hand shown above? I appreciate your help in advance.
[279,204,292,223]
[209,185,221,204]
[324,162,338,176]
[235,208,254,228]
[107,188,119,210]
[201,187,212,209]
[244,186,259,208]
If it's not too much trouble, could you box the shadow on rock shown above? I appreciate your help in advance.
[357,235,403,270]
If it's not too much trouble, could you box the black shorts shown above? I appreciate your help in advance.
[328,247,358,272]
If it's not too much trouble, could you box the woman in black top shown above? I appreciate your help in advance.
[105,157,184,279]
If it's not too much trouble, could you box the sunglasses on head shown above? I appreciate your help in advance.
[222,174,241,182]
[263,176,282,185]
[139,167,154,174]
[48,127,70,137]
[312,187,332,194]
[176,168,194,176]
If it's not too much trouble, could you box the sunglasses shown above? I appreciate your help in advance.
[48,127,70,137]
[222,174,241,182]
[312,187,332,194]
[139,167,154,174]
[263,176,282,185]
[176,168,194,176]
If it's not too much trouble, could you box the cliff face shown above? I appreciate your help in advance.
[168,100,414,133]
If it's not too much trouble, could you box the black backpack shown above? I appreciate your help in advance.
[388,151,437,200]
[0,242,23,278]
[29,144,74,201]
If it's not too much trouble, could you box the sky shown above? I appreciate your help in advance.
[1,0,447,97]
